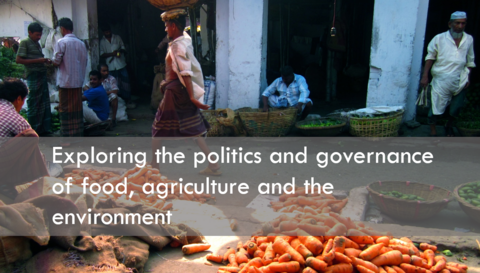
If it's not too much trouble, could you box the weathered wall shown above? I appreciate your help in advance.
[368,0,429,120]
[215,0,269,109]
[0,0,53,38]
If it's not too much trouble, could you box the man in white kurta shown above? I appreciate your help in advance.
[421,11,475,136]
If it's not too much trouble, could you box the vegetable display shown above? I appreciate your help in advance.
[379,191,425,201]
[299,119,343,128]
[0,46,25,79]
[269,190,348,215]
[457,181,480,207]
[51,112,61,132]
[200,211,467,273]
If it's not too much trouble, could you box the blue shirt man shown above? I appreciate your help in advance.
[83,71,110,122]
[262,66,313,120]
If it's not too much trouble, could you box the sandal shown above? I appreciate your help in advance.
[199,166,222,176]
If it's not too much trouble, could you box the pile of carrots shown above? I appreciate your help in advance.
[270,189,348,214]
[198,212,468,273]
[62,166,214,210]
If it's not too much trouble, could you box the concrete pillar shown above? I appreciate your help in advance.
[367,0,429,121]
[216,0,269,110]
[200,4,209,58]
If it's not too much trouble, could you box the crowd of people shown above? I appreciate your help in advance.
[0,10,475,185]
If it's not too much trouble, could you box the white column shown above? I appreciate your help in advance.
[215,0,230,109]
[367,0,429,121]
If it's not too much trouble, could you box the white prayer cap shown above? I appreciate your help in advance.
[451,11,467,20]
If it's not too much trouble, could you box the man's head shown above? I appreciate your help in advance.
[281,66,295,86]
[101,24,112,39]
[449,11,467,34]
[0,78,29,112]
[164,15,186,40]
[89,70,102,88]
[58,17,74,36]
[28,22,43,42]
[98,64,109,79]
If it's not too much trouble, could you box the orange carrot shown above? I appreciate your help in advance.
[344,248,362,258]
[370,250,403,267]
[256,237,269,246]
[303,267,319,273]
[330,199,348,213]
[326,223,347,236]
[272,238,305,265]
[295,244,314,259]
[411,255,431,269]
[392,265,406,273]
[254,249,265,258]
[306,257,328,271]
[445,263,467,271]
[431,258,446,272]
[262,243,275,265]
[299,224,329,236]
[224,248,236,262]
[445,266,460,273]
[238,258,263,273]
[218,267,241,273]
[358,265,377,273]
[438,270,451,273]
[400,264,427,273]
[333,236,347,253]
[324,263,354,273]
[351,257,379,273]
[419,243,437,252]
[249,267,261,273]
[247,242,258,256]
[423,250,435,267]
[379,247,394,255]
[228,254,239,268]
[384,266,398,273]
[297,230,324,255]
[206,254,223,264]
[402,255,411,264]
[376,237,391,247]
[347,230,374,244]
[268,261,300,273]
[334,252,353,264]
[280,221,299,232]
[322,239,334,255]
[342,236,360,249]
[359,243,385,261]
[182,243,211,255]
[278,253,292,263]
[379,267,388,273]
[389,245,415,256]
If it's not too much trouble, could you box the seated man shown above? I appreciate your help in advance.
[0,79,49,198]
[84,63,118,128]
[83,70,110,125]
[262,66,313,120]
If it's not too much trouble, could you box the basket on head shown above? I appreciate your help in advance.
[453,182,480,225]
[349,110,404,138]
[147,0,198,10]
[238,107,298,137]
[367,181,452,221]
[295,118,346,136]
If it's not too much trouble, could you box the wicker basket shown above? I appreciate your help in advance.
[456,122,480,136]
[453,182,480,225]
[147,0,198,10]
[367,181,452,221]
[238,107,298,137]
[349,110,404,138]
[295,118,346,136]
[202,109,233,137]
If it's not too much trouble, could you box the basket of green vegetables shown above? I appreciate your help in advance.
[295,118,346,136]
[367,181,452,221]
[454,182,480,225]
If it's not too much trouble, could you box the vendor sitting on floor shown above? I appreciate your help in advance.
[262,66,313,120]
[84,63,119,128]
[83,70,110,125]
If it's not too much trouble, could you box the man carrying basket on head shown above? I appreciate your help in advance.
[150,9,221,176]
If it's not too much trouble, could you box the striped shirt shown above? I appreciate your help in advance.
[0,99,31,146]
[17,37,46,76]
[53,34,88,88]
[262,74,311,106]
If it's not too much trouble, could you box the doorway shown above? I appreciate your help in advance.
[266,0,375,116]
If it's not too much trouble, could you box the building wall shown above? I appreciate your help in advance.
[216,0,269,110]
[0,0,53,38]
[368,0,429,121]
